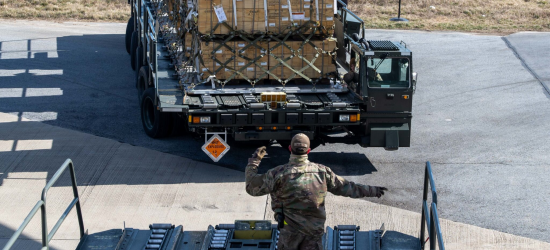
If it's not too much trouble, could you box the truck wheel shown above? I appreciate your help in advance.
[278,139,322,151]
[125,16,134,54]
[137,66,149,103]
[130,31,138,71]
[135,46,144,85]
[278,140,290,151]
[141,87,172,138]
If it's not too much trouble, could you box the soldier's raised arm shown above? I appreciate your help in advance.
[325,166,387,198]
[245,146,274,196]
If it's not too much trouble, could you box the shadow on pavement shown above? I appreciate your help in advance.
[0,222,61,250]
[0,34,377,189]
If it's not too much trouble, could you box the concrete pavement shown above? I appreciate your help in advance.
[1,19,550,249]
[1,112,549,249]
[1,20,550,241]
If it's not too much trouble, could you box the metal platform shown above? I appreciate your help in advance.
[2,159,444,250]
[75,223,420,250]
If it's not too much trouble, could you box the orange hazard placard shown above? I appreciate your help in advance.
[201,135,230,162]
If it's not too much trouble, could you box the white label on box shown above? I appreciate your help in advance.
[213,5,227,23]
[294,22,298,25]
[305,17,310,21]
[282,17,289,21]
[305,0,310,2]
[238,62,245,66]
[292,12,305,20]
[326,16,333,21]
[269,23,276,27]
[186,47,192,51]
[202,68,208,72]
[225,68,230,71]
[282,4,288,8]
[238,43,246,48]
[261,62,267,66]
[326,4,332,8]
[216,63,220,66]
[247,67,254,71]
[304,4,310,8]
[216,50,223,54]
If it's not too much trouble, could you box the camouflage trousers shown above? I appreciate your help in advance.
[277,227,323,250]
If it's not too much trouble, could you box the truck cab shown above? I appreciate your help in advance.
[335,5,416,150]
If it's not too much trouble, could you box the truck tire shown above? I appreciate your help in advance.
[141,87,172,138]
[278,139,322,151]
[125,16,134,54]
[135,46,144,84]
[137,66,149,103]
[130,31,138,71]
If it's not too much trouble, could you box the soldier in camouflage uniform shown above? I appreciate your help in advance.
[245,134,387,250]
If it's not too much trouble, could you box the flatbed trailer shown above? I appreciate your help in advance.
[3,159,444,250]
[125,0,417,158]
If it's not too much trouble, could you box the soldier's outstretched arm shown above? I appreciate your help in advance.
[325,166,387,198]
[245,147,274,196]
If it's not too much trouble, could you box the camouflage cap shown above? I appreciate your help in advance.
[290,133,310,154]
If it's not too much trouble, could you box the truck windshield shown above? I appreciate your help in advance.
[367,57,410,88]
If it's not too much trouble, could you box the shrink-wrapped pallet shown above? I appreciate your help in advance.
[195,0,334,36]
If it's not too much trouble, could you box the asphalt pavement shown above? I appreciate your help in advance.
[1,20,549,242]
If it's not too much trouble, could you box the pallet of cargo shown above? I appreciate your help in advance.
[125,0,417,160]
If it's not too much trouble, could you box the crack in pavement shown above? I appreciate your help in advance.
[502,37,550,97]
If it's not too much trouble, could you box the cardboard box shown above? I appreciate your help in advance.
[195,0,334,35]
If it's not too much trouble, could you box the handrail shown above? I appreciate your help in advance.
[2,159,85,250]
[336,0,365,40]
[420,161,445,250]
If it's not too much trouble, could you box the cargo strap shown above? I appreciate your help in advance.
[159,0,336,90]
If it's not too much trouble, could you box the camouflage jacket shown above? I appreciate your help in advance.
[245,154,379,236]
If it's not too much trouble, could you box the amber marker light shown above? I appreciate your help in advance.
[350,114,357,122]
[286,126,292,130]
[188,115,192,123]
[403,95,410,99]
[257,127,263,131]
[193,117,200,123]
[272,127,277,130]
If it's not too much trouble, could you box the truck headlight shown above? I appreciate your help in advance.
[339,115,350,122]
[200,116,211,123]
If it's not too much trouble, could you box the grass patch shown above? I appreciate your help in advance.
[1,0,549,33]
[351,0,550,33]
[0,0,129,22]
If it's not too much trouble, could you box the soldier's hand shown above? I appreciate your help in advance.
[375,186,387,198]
[252,146,267,160]
[275,213,285,229]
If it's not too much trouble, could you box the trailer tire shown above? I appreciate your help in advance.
[278,140,290,151]
[130,31,138,71]
[141,87,171,138]
[125,16,134,54]
[137,66,149,103]
[278,139,322,151]
[135,46,144,86]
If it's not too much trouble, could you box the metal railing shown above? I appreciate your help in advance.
[2,159,85,250]
[420,161,445,250]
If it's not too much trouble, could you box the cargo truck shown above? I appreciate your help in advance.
[124,0,417,158]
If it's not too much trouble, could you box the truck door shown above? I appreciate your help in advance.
[364,56,413,112]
